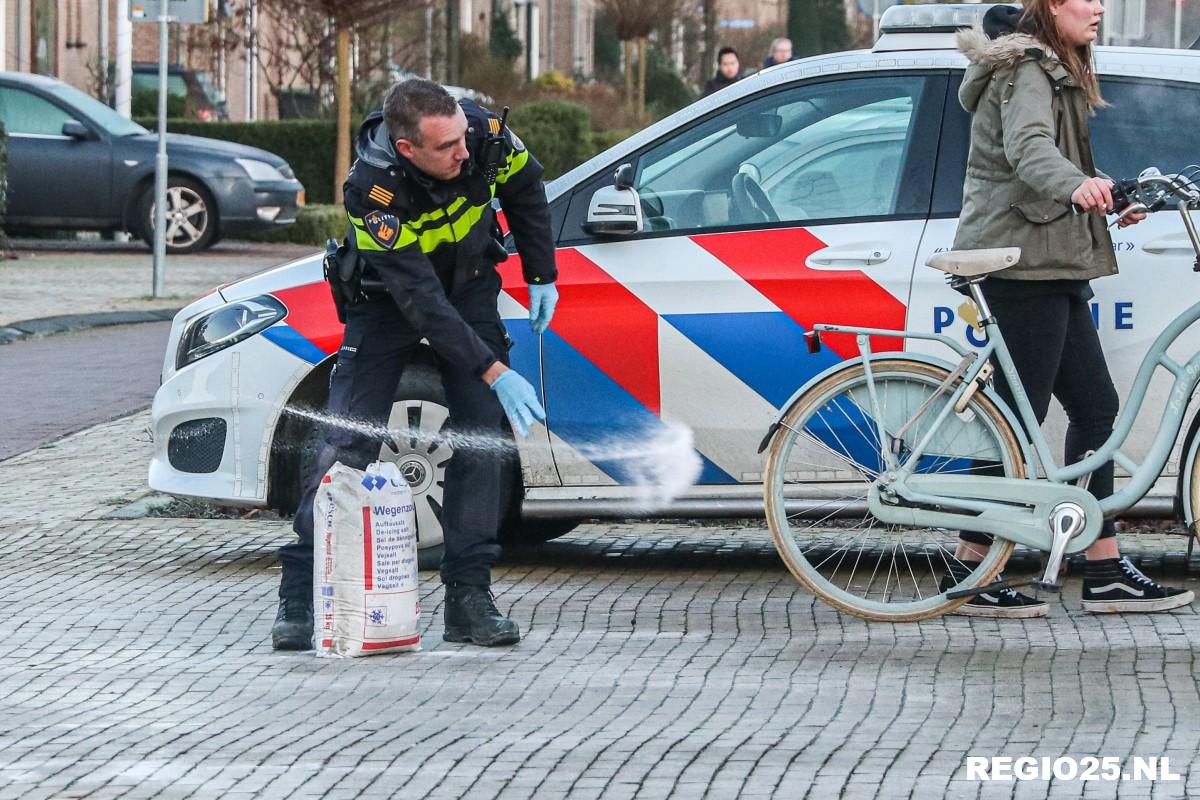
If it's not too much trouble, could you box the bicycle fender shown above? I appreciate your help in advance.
[1178,409,1200,529]
[759,352,1036,471]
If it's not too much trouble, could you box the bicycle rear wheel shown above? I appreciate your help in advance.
[764,358,1026,621]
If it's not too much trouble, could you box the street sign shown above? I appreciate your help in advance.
[130,0,209,24]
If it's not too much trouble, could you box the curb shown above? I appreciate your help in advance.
[0,308,181,346]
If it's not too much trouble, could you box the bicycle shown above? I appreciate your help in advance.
[761,169,1200,621]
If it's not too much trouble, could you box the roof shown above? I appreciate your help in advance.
[547,44,1200,201]
[0,71,67,88]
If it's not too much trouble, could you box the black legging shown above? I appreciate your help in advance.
[960,280,1118,546]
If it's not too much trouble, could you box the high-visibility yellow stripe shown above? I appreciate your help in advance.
[495,148,530,185]
[407,196,468,232]
[349,201,489,254]
[348,213,417,252]
[409,201,489,253]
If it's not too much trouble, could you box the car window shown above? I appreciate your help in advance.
[1092,79,1200,180]
[0,86,73,135]
[935,74,1200,216]
[132,72,189,98]
[46,82,147,137]
[632,75,931,232]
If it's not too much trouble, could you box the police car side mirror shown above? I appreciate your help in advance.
[582,164,643,237]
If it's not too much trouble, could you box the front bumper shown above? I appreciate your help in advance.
[149,330,312,507]
[212,177,306,237]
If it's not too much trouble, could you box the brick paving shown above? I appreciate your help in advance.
[2,413,1200,798]
[0,240,316,328]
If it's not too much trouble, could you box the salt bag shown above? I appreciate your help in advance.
[314,461,421,656]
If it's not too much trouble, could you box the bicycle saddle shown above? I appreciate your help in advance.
[926,247,1020,277]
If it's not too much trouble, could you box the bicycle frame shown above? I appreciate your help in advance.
[816,281,1200,518]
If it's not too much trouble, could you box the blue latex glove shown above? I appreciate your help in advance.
[528,283,559,335]
[490,369,546,437]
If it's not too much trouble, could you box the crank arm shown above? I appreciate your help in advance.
[945,577,1062,600]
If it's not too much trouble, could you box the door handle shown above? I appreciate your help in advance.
[806,246,892,268]
[1142,236,1194,254]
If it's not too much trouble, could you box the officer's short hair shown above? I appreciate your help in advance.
[383,79,459,146]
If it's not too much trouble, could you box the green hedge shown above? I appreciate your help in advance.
[241,204,346,246]
[134,117,345,204]
[508,101,592,181]
[133,108,635,211]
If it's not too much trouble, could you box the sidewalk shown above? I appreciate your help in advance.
[1,411,1199,798]
[0,239,318,334]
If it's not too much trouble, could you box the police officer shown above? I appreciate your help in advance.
[272,78,558,650]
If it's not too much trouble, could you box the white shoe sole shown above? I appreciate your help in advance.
[1081,589,1194,613]
[952,602,1049,619]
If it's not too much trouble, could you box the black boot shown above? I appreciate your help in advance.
[443,583,520,646]
[271,597,314,651]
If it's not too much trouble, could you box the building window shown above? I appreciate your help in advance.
[32,0,58,76]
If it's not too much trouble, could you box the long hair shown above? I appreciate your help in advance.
[1020,0,1107,109]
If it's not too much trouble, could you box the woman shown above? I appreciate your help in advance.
[941,0,1193,617]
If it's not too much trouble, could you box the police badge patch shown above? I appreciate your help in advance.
[508,129,526,152]
[363,210,401,249]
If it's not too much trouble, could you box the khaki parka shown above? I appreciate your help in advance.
[951,27,1118,281]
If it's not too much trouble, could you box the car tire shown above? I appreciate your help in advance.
[138,176,217,254]
[288,363,570,569]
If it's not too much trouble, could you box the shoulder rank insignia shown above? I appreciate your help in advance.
[367,184,395,206]
[487,117,502,135]
[363,210,401,250]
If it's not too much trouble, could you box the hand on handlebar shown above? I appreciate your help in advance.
[1071,177,1115,214]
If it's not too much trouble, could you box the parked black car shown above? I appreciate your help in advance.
[0,72,303,253]
[132,63,230,121]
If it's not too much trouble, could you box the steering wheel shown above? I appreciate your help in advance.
[731,172,780,223]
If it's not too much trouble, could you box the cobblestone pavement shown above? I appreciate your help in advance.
[3,414,1200,798]
[0,240,317,327]
[0,322,168,460]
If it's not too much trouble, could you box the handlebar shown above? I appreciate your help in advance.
[1092,166,1200,270]
[1070,168,1200,218]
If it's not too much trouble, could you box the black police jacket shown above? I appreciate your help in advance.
[343,101,557,377]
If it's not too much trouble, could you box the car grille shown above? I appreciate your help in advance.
[167,418,227,474]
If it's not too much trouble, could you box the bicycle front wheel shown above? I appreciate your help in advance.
[764,358,1026,621]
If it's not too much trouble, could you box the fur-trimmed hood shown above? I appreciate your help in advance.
[957,26,1059,111]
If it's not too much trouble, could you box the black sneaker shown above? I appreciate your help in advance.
[443,583,520,646]
[1081,557,1194,613]
[271,597,314,650]
[940,560,1048,619]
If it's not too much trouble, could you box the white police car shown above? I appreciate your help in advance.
[149,4,1200,563]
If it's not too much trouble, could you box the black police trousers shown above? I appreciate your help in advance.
[959,281,1119,546]
[277,274,513,599]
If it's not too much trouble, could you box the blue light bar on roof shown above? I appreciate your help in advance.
[879,3,1020,34]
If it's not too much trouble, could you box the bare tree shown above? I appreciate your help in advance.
[249,0,422,202]
[600,0,678,119]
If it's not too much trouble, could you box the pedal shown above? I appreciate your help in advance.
[945,576,1035,599]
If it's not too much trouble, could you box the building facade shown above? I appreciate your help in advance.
[2,0,597,119]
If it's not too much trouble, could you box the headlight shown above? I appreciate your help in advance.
[235,157,286,182]
[176,295,287,369]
